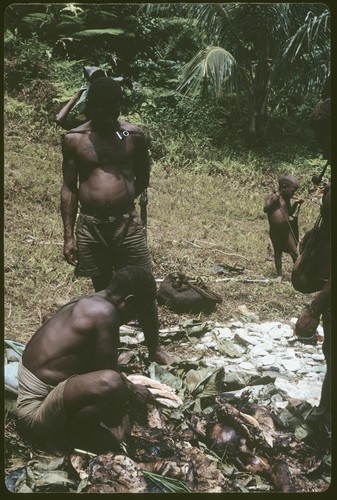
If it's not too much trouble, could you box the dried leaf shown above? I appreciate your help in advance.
[254,408,276,447]
[33,470,76,487]
[127,374,183,407]
[28,456,65,471]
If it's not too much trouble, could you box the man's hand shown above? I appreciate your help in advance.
[63,237,78,266]
[131,383,156,405]
[122,375,156,405]
[295,306,320,345]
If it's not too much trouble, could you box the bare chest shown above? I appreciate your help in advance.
[77,133,135,166]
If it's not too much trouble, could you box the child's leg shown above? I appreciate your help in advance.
[290,250,298,263]
[274,250,282,277]
[287,233,299,263]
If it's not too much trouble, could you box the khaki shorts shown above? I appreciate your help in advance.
[75,210,152,277]
[16,360,71,436]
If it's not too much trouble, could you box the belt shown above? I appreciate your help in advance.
[80,204,135,219]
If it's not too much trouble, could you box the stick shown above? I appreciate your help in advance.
[215,278,270,283]
[183,240,202,248]
[155,277,269,284]
[183,240,250,260]
[139,189,148,239]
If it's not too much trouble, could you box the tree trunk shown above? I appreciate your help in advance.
[247,52,271,147]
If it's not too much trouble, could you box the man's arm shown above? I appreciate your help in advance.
[133,134,151,198]
[55,92,82,131]
[61,135,79,266]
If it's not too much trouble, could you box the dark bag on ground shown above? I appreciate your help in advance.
[157,273,222,314]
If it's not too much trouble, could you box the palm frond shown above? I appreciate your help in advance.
[177,46,236,100]
[283,10,330,64]
[141,4,188,17]
[60,4,84,17]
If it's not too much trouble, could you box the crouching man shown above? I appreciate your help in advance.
[16,266,158,453]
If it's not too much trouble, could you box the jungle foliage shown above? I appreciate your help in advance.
[4,2,330,162]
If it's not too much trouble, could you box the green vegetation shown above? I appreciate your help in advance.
[4,3,330,345]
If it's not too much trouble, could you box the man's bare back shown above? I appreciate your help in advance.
[22,293,120,385]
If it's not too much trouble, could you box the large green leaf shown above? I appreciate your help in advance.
[5,339,25,356]
[73,28,128,39]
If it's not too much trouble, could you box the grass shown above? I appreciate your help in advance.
[4,97,327,345]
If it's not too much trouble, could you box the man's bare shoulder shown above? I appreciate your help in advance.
[63,120,92,137]
[75,295,115,315]
[118,120,145,135]
[71,296,117,329]
[62,121,92,149]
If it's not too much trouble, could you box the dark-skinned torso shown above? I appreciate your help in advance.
[22,294,121,386]
[264,193,292,235]
[62,119,148,212]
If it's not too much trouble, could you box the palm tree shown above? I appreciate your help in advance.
[176,3,330,146]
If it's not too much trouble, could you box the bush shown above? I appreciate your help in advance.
[4,33,53,94]
[4,95,35,122]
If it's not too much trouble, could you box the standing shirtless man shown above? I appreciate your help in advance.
[60,76,172,365]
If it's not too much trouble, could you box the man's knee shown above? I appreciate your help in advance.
[96,370,125,398]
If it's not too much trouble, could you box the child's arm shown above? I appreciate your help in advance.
[289,198,304,215]
[263,192,280,213]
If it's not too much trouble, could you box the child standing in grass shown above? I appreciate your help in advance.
[264,174,304,281]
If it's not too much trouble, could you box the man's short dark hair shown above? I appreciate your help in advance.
[107,266,157,304]
[86,77,122,119]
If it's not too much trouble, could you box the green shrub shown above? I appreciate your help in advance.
[4,33,52,93]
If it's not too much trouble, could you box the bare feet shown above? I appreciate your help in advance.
[149,349,175,365]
